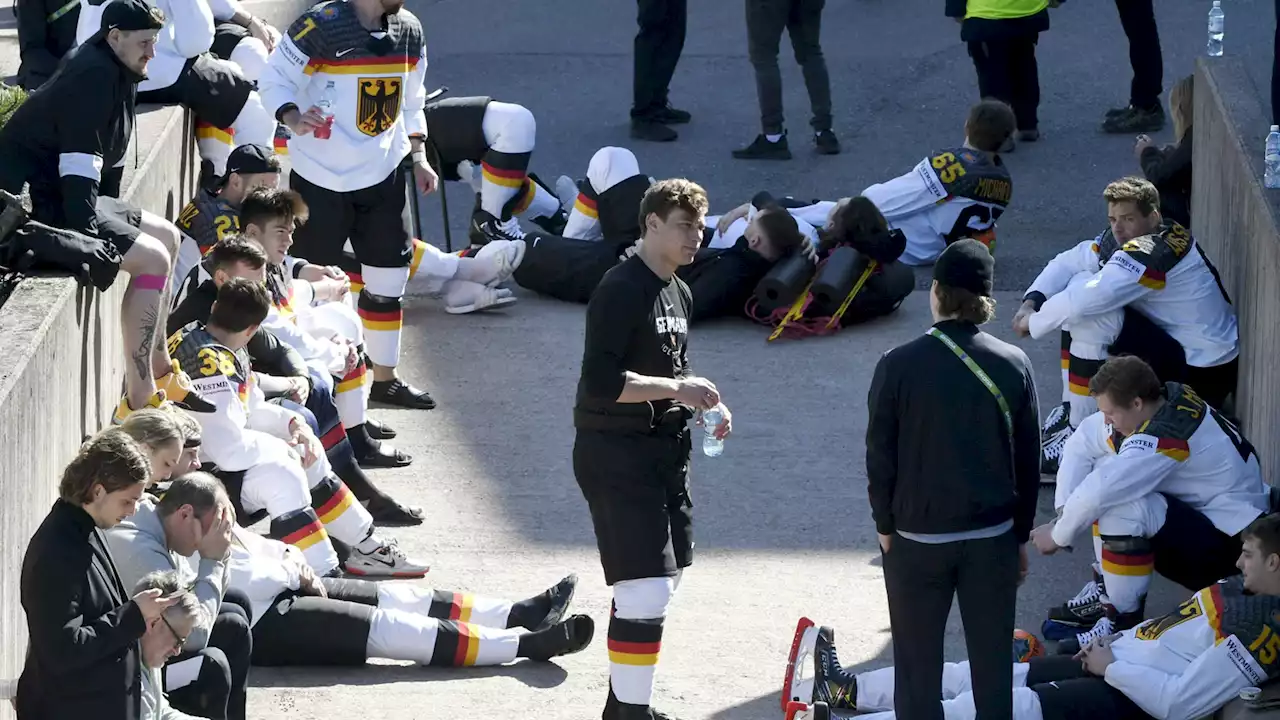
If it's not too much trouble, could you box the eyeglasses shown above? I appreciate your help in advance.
[159,613,188,653]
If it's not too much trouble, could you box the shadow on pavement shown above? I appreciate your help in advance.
[251,657,570,690]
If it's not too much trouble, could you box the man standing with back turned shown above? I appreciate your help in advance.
[866,238,1041,720]
[573,179,732,720]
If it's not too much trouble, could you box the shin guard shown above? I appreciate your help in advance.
[480,149,531,220]
[562,179,602,241]
[268,507,338,574]
[365,608,519,667]
[512,176,562,220]
[310,473,374,547]
[356,265,409,368]
[334,357,370,429]
[606,609,664,713]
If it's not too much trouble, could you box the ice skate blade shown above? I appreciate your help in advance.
[782,617,817,711]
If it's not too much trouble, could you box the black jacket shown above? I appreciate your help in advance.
[678,238,774,324]
[865,319,1041,542]
[1139,127,1193,228]
[0,37,138,234]
[17,500,147,720]
[15,0,79,90]
[168,273,309,379]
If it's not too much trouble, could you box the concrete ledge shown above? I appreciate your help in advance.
[1193,56,1280,718]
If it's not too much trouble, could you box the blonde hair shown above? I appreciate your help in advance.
[161,405,201,445]
[120,408,183,452]
[1169,75,1194,144]
[1103,177,1161,217]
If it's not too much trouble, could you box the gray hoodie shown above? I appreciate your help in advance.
[105,497,229,651]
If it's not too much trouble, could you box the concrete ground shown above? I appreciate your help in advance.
[250,0,1276,718]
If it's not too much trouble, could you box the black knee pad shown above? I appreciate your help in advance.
[193,647,232,697]
[1100,534,1152,555]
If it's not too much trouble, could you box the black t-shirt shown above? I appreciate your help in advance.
[574,254,692,431]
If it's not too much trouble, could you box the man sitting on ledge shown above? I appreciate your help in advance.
[787,512,1280,720]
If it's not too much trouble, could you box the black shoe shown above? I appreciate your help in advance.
[631,118,678,142]
[517,614,595,661]
[353,438,413,468]
[365,497,425,527]
[365,417,396,440]
[369,378,437,410]
[651,104,691,125]
[471,209,526,245]
[534,574,578,631]
[814,130,840,155]
[1102,105,1165,134]
[651,710,689,720]
[1017,129,1040,142]
[733,132,791,160]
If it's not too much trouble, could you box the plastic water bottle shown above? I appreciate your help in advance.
[701,405,725,457]
[1207,1,1224,57]
[312,81,336,139]
[1266,126,1280,189]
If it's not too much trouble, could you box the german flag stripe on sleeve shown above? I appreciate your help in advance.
[195,121,235,145]
[428,590,475,623]
[1202,583,1225,643]
[1156,437,1191,462]
[1101,547,1154,577]
[574,193,599,219]
[315,481,356,525]
[1138,267,1167,290]
[273,134,289,156]
[429,620,481,667]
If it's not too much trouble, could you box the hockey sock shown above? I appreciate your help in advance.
[512,177,561,220]
[333,359,371,429]
[1099,535,1153,616]
[330,452,391,505]
[1092,523,1103,568]
[356,291,404,369]
[562,182,601,241]
[480,149,531,220]
[367,609,519,667]
[268,507,338,574]
[310,474,374,547]
[606,609,663,711]
[416,588,512,628]
[195,121,235,178]
[354,526,383,554]
[1064,344,1105,426]
[227,36,268,83]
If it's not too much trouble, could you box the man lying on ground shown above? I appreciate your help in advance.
[1028,356,1268,649]
[171,277,428,577]
[1013,177,1239,476]
[786,511,1280,720]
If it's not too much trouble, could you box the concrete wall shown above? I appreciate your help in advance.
[0,105,198,719]
[1191,57,1280,486]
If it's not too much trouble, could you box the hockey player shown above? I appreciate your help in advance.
[75,0,276,182]
[204,0,280,83]
[859,99,1015,265]
[258,0,439,411]
[1013,177,1239,475]
[168,236,423,525]
[1028,356,1268,648]
[785,511,1280,720]
[0,0,211,422]
[173,143,282,287]
[170,277,429,577]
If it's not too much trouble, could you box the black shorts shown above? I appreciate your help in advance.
[573,427,694,586]
[1151,493,1254,592]
[136,54,253,130]
[512,231,625,304]
[251,577,376,667]
[288,163,413,268]
[93,196,142,257]
[423,95,491,181]
[1027,655,1149,720]
[210,22,250,61]
[1108,307,1237,408]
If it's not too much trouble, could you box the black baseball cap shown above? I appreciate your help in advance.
[99,0,165,34]
[933,238,995,297]
[226,144,278,177]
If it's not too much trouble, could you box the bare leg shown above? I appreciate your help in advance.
[137,211,182,378]
[117,233,172,410]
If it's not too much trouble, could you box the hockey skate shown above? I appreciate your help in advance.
[784,700,830,720]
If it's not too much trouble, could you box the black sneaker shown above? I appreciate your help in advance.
[517,614,594,661]
[532,574,579,631]
[1102,105,1165,134]
[813,626,857,709]
[1047,579,1106,628]
[471,209,526,245]
[815,130,840,155]
[733,132,791,160]
[1017,129,1040,142]
[651,104,691,124]
[631,118,678,142]
[1040,402,1072,478]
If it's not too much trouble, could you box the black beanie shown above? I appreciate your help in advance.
[933,238,994,297]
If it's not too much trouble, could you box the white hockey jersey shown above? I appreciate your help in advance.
[258,0,428,192]
[1105,577,1280,720]
[262,260,347,374]
[169,325,304,473]
[860,147,1011,266]
[704,203,821,250]
[1024,223,1238,368]
[225,527,302,628]
[1052,382,1269,547]
[75,0,218,92]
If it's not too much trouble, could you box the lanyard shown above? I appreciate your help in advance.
[926,327,1012,439]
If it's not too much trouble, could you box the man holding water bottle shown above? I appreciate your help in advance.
[573,178,731,720]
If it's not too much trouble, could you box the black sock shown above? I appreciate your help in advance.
[330,453,389,504]
[508,590,553,630]
[347,423,373,455]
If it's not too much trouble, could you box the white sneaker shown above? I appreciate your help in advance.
[555,175,578,211]
[343,537,429,578]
